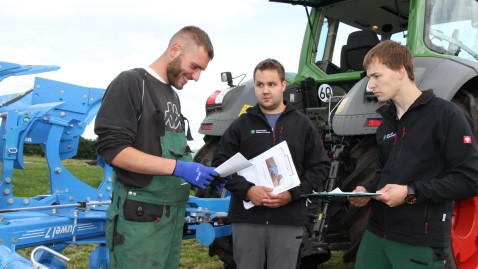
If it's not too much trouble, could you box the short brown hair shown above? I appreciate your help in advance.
[171,26,214,60]
[253,58,285,82]
[363,40,414,81]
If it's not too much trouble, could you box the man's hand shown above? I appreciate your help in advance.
[262,191,291,208]
[173,160,218,189]
[348,186,371,207]
[247,186,273,206]
[375,184,407,207]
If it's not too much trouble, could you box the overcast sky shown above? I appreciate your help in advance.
[0,0,307,150]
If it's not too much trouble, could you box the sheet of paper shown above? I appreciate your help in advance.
[243,201,254,210]
[214,152,252,177]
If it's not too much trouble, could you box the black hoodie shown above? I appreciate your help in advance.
[212,102,331,226]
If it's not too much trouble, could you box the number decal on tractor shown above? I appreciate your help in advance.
[318,84,333,102]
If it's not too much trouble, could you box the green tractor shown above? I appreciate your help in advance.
[194,0,478,268]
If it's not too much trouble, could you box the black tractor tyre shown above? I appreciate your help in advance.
[193,136,221,198]
[193,136,237,269]
[193,136,220,167]
[339,135,378,263]
[451,89,478,137]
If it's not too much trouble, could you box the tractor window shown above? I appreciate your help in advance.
[332,24,360,66]
[313,17,409,73]
[315,18,329,62]
[314,18,360,74]
[390,31,407,45]
[425,0,478,62]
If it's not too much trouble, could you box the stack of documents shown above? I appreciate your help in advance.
[214,141,301,209]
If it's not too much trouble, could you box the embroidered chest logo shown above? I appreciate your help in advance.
[164,102,181,130]
[383,132,396,141]
[464,136,472,144]
[253,129,270,134]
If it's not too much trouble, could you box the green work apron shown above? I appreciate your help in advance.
[106,131,192,269]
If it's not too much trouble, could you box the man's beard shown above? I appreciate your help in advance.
[167,56,184,89]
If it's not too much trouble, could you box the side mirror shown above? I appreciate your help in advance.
[221,72,234,87]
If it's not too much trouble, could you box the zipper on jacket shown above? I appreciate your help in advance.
[424,203,430,234]
[279,126,283,143]
[391,124,406,162]
[272,125,283,145]
[397,126,406,161]
[389,123,399,178]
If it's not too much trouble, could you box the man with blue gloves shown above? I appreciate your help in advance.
[94,26,218,269]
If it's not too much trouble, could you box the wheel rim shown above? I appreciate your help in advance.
[451,197,478,268]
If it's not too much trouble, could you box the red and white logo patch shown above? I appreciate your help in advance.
[464,136,472,144]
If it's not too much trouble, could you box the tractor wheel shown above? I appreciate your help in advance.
[193,136,236,269]
[193,136,220,167]
[340,135,378,263]
[193,136,221,198]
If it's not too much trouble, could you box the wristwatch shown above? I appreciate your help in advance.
[405,185,417,205]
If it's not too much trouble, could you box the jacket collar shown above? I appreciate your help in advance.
[248,101,296,117]
[377,89,435,118]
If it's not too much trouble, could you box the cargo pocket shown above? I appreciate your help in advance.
[123,198,164,222]
[105,204,120,251]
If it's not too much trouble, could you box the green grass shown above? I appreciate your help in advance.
[4,156,354,269]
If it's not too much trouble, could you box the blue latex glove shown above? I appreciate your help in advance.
[215,181,226,191]
[173,160,218,189]
[213,176,230,191]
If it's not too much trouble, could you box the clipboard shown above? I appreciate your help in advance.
[303,187,382,198]
[304,192,381,197]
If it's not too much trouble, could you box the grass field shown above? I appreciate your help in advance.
[4,155,354,269]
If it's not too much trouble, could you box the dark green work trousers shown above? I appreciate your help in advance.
[355,230,447,269]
